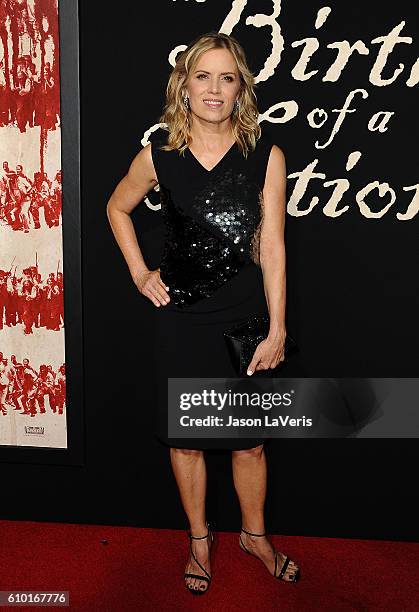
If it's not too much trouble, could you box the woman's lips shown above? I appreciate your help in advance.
[203,100,223,109]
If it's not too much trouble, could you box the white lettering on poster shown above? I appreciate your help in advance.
[143,2,418,219]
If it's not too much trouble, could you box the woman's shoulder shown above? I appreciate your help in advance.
[255,126,285,166]
[255,125,277,152]
[250,126,276,163]
[248,127,283,189]
[147,127,180,184]
[148,126,170,149]
[148,127,171,176]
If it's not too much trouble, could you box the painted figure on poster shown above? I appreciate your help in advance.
[0,266,63,333]
[0,162,61,230]
[0,351,66,417]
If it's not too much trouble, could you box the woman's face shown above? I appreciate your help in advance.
[185,48,241,124]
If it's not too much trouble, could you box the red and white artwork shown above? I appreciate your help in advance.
[0,0,67,448]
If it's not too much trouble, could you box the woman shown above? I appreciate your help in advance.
[106,31,300,594]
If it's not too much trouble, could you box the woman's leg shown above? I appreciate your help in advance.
[169,447,212,592]
[231,444,298,581]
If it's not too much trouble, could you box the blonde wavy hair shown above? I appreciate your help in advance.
[158,31,261,157]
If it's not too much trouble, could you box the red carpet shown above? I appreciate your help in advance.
[0,520,418,611]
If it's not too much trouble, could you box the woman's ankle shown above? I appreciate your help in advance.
[241,524,266,536]
[189,521,209,536]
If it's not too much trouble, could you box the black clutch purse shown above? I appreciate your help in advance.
[223,313,298,376]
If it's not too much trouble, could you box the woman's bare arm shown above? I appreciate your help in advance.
[259,144,287,339]
[247,144,287,374]
[106,144,171,307]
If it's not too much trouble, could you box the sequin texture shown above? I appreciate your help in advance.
[158,165,265,308]
[158,184,247,307]
[191,168,263,263]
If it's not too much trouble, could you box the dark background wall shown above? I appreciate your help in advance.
[1,1,418,541]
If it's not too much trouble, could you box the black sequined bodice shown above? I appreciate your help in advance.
[149,129,273,308]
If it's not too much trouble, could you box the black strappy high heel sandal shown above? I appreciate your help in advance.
[184,522,214,595]
[239,527,300,582]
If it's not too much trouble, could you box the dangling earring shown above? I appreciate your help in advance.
[234,99,240,112]
[183,94,189,109]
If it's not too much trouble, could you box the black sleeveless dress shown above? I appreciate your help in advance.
[149,127,275,450]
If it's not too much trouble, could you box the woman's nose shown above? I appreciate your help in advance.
[207,79,221,93]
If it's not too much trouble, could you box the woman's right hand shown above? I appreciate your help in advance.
[134,268,170,307]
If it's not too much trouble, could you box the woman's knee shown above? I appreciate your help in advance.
[232,443,264,459]
[170,446,203,457]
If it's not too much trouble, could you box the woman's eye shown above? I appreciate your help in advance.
[196,74,234,81]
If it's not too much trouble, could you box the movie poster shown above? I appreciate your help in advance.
[0,0,66,448]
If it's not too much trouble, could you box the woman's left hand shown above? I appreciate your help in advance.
[246,330,286,375]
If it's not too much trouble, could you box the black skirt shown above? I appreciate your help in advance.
[152,263,269,450]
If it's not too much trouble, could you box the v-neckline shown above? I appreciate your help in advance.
[186,140,237,173]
